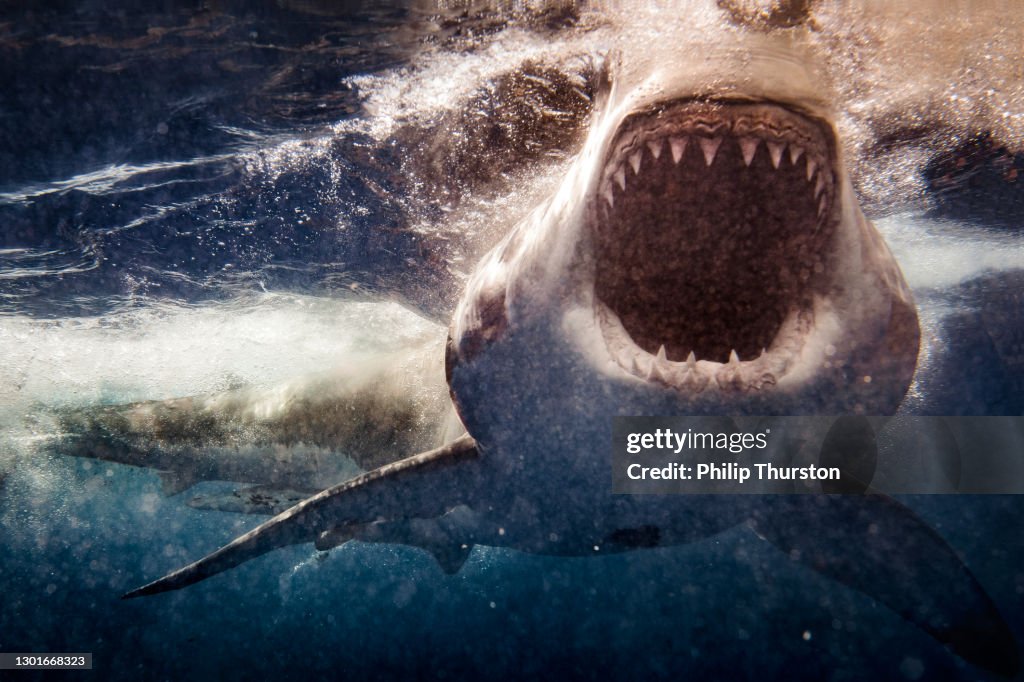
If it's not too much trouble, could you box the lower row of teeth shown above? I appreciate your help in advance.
[600,306,809,392]
[600,135,830,217]
[623,346,779,392]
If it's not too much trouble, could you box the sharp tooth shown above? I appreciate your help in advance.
[716,372,743,391]
[647,139,663,160]
[818,195,827,217]
[614,166,626,190]
[686,351,697,370]
[814,174,825,198]
[806,157,817,181]
[682,372,710,392]
[729,349,740,366]
[767,142,784,169]
[628,355,640,374]
[670,137,687,164]
[642,354,656,375]
[738,137,759,166]
[629,151,642,175]
[700,137,722,167]
[656,345,667,363]
[602,183,615,208]
[789,145,804,164]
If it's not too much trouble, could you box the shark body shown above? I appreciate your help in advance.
[51,34,1018,676]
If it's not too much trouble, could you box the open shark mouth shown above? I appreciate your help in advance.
[593,100,838,392]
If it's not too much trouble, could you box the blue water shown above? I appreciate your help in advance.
[2,4,1023,681]
[0,1,458,319]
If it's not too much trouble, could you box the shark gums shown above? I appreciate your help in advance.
[53,29,1018,677]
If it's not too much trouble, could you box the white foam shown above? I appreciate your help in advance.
[876,214,1024,291]
[342,26,611,140]
[0,293,439,412]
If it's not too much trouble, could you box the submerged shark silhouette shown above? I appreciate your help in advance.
[54,27,1017,678]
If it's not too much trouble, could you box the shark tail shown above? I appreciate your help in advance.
[752,495,1019,677]
[122,434,480,599]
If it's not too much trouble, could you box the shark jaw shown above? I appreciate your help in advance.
[450,92,918,418]
[592,99,839,395]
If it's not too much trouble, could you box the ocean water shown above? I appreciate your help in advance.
[1,2,1023,680]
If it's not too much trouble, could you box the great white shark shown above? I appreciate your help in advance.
[52,29,1017,677]
[55,335,455,499]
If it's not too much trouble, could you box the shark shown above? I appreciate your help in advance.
[45,29,1021,675]
[55,335,455,498]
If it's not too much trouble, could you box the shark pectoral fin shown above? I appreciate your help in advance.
[122,434,481,599]
[158,470,199,496]
[751,495,1019,676]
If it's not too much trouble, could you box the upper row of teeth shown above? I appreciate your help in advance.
[600,136,831,215]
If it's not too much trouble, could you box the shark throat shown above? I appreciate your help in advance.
[593,100,838,389]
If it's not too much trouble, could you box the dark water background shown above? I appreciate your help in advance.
[1,3,1023,681]
[0,0,462,319]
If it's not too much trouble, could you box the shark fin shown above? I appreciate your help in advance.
[751,495,1019,676]
[122,434,481,599]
